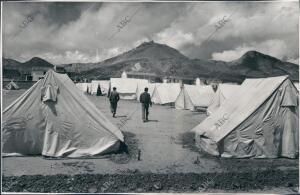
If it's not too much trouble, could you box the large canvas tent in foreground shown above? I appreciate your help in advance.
[175,84,215,111]
[192,75,298,158]
[207,84,241,115]
[151,83,181,105]
[2,70,124,158]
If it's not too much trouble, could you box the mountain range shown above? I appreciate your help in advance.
[3,57,53,71]
[3,41,299,83]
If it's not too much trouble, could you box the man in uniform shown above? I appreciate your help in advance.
[139,87,152,122]
[109,87,120,118]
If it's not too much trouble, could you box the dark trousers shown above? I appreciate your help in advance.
[142,104,149,120]
[110,102,118,114]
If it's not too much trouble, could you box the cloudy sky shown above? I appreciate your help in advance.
[2,1,299,65]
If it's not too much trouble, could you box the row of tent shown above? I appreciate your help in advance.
[76,81,110,95]
[76,78,300,115]
[76,78,161,101]
[75,78,237,110]
[2,70,299,159]
[78,79,243,116]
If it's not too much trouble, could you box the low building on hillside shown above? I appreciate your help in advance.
[3,69,21,81]
[124,71,161,82]
[163,76,195,85]
[54,65,66,74]
[19,70,33,81]
[3,67,53,81]
[204,78,223,85]
[32,70,47,81]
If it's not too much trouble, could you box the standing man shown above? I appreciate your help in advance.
[109,87,120,118]
[139,87,152,122]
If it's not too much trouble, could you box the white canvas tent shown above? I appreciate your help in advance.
[5,81,19,90]
[75,82,92,94]
[192,75,298,158]
[151,83,181,105]
[2,70,124,158]
[207,84,241,115]
[175,84,215,111]
[110,78,149,100]
[136,79,150,99]
[91,80,110,95]
[148,83,162,97]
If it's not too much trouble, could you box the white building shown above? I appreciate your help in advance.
[121,71,127,78]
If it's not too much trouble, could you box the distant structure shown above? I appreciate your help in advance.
[125,71,160,82]
[54,65,66,74]
[31,67,48,81]
[3,67,53,81]
[163,76,194,85]
[3,69,21,81]
[195,77,201,85]
[121,71,128,78]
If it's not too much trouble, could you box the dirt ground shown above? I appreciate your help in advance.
[2,90,299,193]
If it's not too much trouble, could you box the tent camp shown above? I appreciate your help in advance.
[207,84,241,115]
[152,83,181,105]
[75,82,92,94]
[175,84,215,111]
[91,80,110,95]
[2,70,124,158]
[192,75,299,158]
[110,78,149,100]
[5,81,19,90]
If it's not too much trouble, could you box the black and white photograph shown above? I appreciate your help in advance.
[1,0,299,194]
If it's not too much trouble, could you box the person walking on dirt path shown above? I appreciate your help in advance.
[139,87,152,122]
[109,87,120,118]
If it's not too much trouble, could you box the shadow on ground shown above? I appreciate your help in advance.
[109,131,139,164]
[176,131,199,153]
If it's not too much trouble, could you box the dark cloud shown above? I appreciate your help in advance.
[43,2,102,26]
[2,1,298,64]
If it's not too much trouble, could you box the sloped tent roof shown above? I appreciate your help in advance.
[152,83,181,104]
[192,75,299,158]
[148,83,162,97]
[2,70,124,158]
[136,79,150,99]
[175,84,215,111]
[110,78,149,100]
[75,82,92,93]
[5,81,20,90]
[91,80,110,95]
[207,84,241,115]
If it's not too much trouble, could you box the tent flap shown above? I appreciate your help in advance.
[41,84,59,102]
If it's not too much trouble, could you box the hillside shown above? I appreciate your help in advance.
[73,41,298,82]
[3,57,54,71]
[228,51,299,81]
[3,41,299,82]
